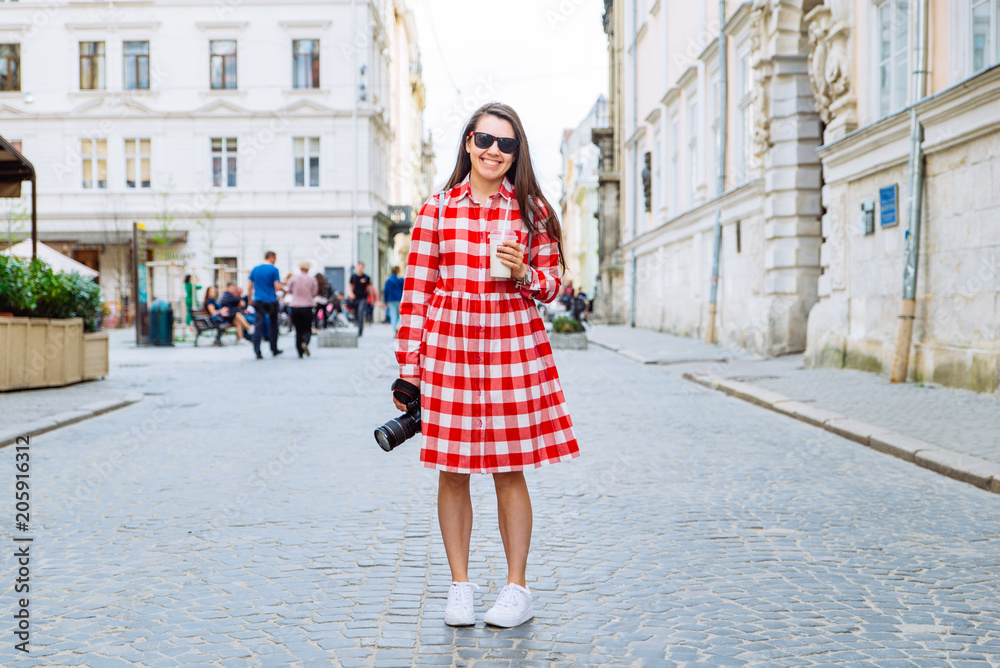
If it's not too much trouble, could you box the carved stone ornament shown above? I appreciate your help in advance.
[749,0,769,57]
[749,0,773,160]
[807,7,833,122]
[805,3,852,126]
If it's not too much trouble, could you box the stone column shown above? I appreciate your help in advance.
[752,0,823,355]
[802,0,858,367]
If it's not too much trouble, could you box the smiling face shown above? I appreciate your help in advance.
[466,114,517,185]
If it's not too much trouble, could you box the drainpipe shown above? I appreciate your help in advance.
[629,0,638,328]
[705,0,727,343]
[351,0,359,273]
[890,0,929,383]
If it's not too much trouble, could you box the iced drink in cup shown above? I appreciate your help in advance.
[489,231,518,279]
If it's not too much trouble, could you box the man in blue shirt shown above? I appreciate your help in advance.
[382,266,404,334]
[247,250,284,359]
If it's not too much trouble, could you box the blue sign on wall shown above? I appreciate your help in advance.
[880,184,898,228]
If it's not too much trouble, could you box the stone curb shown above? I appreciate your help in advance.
[684,372,1000,495]
[0,395,143,449]
[587,336,742,366]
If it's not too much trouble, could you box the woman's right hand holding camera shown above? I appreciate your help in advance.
[394,376,420,411]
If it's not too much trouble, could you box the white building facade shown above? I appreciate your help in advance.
[0,0,430,316]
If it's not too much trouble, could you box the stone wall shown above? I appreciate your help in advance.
[806,66,1000,393]
[630,182,771,352]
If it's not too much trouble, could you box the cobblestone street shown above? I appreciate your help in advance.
[3,325,1000,667]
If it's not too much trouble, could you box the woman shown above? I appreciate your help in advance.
[313,272,332,331]
[285,262,318,357]
[184,274,201,328]
[394,102,579,628]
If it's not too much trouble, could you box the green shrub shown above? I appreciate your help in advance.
[0,255,103,332]
[552,316,584,334]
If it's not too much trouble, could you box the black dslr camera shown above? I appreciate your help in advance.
[374,379,420,452]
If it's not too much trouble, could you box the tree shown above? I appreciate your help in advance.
[1,197,29,248]
[99,194,134,326]
[195,190,226,283]
[152,179,178,261]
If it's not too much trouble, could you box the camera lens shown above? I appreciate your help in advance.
[374,409,420,452]
[374,427,395,452]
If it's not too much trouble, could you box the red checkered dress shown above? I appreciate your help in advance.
[395,175,580,474]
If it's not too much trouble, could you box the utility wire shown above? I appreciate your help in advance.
[416,0,461,95]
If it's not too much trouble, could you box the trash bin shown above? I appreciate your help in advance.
[149,299,174,346]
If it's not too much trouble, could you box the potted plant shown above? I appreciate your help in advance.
[0,255,108,389]
[549,316,588,350]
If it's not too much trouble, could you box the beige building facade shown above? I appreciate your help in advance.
[560,96,605,296]
[596,0,823,356]
[804,0,1000,392]
[594,0,1000,392]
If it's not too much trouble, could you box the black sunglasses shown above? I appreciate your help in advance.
[469,131,520,154]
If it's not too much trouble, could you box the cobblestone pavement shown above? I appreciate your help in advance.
[2,325,1000,667]
[588,325,1000,467]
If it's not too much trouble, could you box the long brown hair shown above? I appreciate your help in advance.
[445,102,564,268]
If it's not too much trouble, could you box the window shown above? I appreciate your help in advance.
[124,41,149,90]
[653,125,663,212]
[125,139,151,189]
[79,42,105,90]
[294,137,320,187]
[877,0,910,116]
[293,39,320,89]
[0,44,19,92]
[211,137,237,188]
[972,0,1000,71]
[669,113,679,216]
[81,139,107,189]
[736,47,753,184]
[210,40,237,90]
[687,93,699,207]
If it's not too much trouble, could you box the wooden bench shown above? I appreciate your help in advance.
[189,308,237,346]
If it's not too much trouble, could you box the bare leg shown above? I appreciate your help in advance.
[235,314,249,340]
[438,471,473,582]
[493,472,532,587]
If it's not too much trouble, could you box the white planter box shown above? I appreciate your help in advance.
[548,332,588,350]
[317,330,359,348]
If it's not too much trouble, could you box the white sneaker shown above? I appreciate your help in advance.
[483,583,534,628]
[443,581,479,626]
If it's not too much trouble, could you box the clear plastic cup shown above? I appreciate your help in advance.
[489,231,518,279]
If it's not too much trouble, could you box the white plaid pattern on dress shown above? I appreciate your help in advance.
[395,175,580,473]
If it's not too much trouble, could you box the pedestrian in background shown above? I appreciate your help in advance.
[286,261,318,358]
[313,272,332,332]
[394,102,579,628]
[184,273,202,330]
[383,266,404,334]
[348,261,372,337]
[219,282,252,342]
[247,251,284,359]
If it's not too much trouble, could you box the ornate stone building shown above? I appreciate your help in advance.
[592,0,626,324]
[594,0,823,355]
[803,0,1000,392]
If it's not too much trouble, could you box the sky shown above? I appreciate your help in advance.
[410,0,609,206]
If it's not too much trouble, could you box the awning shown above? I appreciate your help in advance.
[0,134,37,258]
[2,239,99,278]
